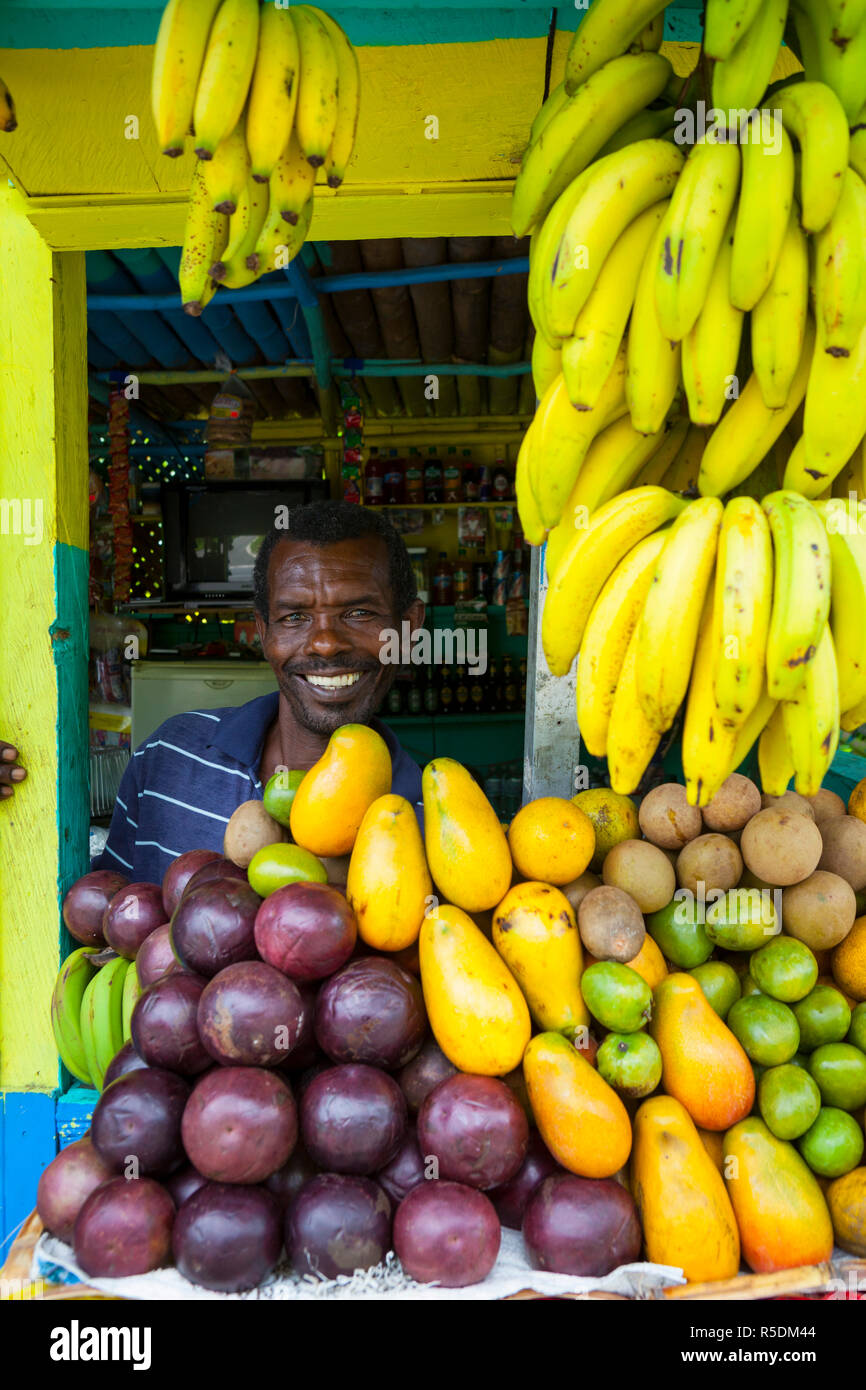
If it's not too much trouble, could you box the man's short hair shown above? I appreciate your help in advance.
[253,499,418,623]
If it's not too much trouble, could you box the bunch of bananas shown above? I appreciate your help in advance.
[514,0,866,546]
[151,0,360,312]
[51,948,141,1091]
[543,483,866,805]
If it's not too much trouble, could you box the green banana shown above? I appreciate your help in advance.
[79,956,129,1091]
[792,0,866,120]
[122,961,143,1043]
[704,0,766,60]
[51,948,98,1087]
[711,0,789,113]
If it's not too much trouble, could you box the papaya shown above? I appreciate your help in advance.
[419,905,530,1075]
[826,1165,866,1256]
[631,1095,740,1282]
[346,794,432,951]
[423,758,512,912]
[491,881,589,1039]
[697,1128,725,1174]
[289,724,391,857]
[723,1118,834,1272]
[523,1031,632,1179]
[650,973,755,1130]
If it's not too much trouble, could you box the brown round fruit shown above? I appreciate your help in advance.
[559,871,602,915]
[740,808,823,886]
[223,799,286,869]
[702,774,761,833]
[808,788,847,825]
[577,885,646,963]
[638,782,703,850]
[818,817,866,892]
[760,790,816,818]
[676,833,743,896]
[782,871,858,951]
[602,839,675,914]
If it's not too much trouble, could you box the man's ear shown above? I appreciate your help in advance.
[403,597,426,634]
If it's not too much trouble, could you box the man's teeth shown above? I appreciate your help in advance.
[304,672,363,688]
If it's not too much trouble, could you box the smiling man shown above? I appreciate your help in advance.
[93,501,426,884]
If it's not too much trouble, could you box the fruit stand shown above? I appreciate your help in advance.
[3,0,866,1307]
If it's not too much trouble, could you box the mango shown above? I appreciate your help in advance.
[625,933,667,991]
[723,1118,834,1272]
[809,1042,866,1110]
[491,881,589,1040]
[346,794,432,952]
[650,973,754,1130]
[423,758,512,912]
[290,724,391,857]
[826,1165,866,1256]
[797,1107,864,1178]
[632,1096,740,1283]
[758,1063,821,1140]
[523,1031,632,1178]
[507,797,595,885]
[597,1032,662,1098]
[647,899,713,969]
[582,961,652,1033]
[727,996,801,1067]
[419,905,530,1075]
[749,937,818,1003]
[689,961,741,1019]
[792,984,852,1051]
[697,1128,725,1174]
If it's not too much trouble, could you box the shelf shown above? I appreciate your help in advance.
[381,501,515,510]
[386,712,525,726]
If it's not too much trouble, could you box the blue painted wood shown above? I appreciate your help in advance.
[0,1093,57,1252]
[56,1086,97,1149]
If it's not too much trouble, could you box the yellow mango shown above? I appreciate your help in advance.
[524,1031,632,1178]
[346,794,432,951]
[492,881,589,1039]
[290,724,391,857]
[624,932,667,990]
[632,1095,740,1282]
[650,973,754,1131]
[422,758,512,912]
[419,905,530,1075]
[724,1118,834,1272]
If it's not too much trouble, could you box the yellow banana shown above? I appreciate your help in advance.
[528,82,568,146]
[727,684,779,775]
[631,416,691,488]
[763,489,832,701]
[704,0,765,60]
[681,214,744,424]
[815,498,866,712]
[530,347,629,531]
[528,165,599,345]
[654,138,741,342]
[832,450,866,501]
[51,948,98,1087]
[730,116,794,311]
[626,216,683,433]
[192,0,259,159]
[775,81,849,232]
[211,175,269,285]
[577,531,667,757]
[245,2,300,181]
[564,415,668,517]
[606,622,663,796]
[249,194,312,277]
[292,4,339,167]
[542,486,685,677]
[750,209,809,409]
[635,497,724,733]
[660,424,710,496]
[841,690,866,732]
[796,320,866,493]
[812,166,866,357]
[682,584,742,807]
[270,128,316,226]
[759,703,796,796]
[711,0,788,112]
[792,0,866,120]
[781,624,840,796]
[180,162,229,312]
[314,8,360,187]
[151,0,221,156]
[850,99,866,182]
[712,497,774,726]
[531,333,562,401]
[545,140,684,341]
[564,0,671,93]
[511,52,672,238]
[561,202,666,409]
[631,14,665,51]
[824,0,866,39]
[697,316,816,496]
[594,105,677,160]
[202,117,249,214]
[515,421,546,548]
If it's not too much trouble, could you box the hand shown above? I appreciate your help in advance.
[1,741,26,799]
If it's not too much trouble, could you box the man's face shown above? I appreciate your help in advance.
[256,536,423,736]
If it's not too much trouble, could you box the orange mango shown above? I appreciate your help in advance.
[624,932,667,990]
[650,973,754,1130]
[632,1096,740,1282]
[523,1031,632,1178]
[346,794,432,951]
[290,723,391,857]
[723,1118,834,1272]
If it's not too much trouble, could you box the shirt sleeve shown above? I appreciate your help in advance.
[91,751,142,878]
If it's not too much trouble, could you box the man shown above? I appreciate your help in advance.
[89,500,426,884]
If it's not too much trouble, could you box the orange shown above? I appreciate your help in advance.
[507,796,595,885]
[571,787,639,871]
[849,777,866,825]
[832,916,866,1002]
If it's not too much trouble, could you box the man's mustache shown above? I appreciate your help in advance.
[282,656,381,676]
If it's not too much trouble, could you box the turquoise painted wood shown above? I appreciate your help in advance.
[52,543,92,918]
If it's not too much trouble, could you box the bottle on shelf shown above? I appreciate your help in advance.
[423,665,439,715]
[453,547,471,600]
[462,449,479,502]
[364,447,384,505]
[406,669,423,715]
[439,665,454,715]
[479,465,493,501]
[383,450,405,505]
[386,677,403,716]
[486,658,500,713]
[492,458,511,501]
[424,448,443,504]
[455,665,470,713]
[432,551,454,606]
[444,446,463,503]
[502,656,518,712]
[473,558,491,603]
[519,658,527,708]
[405,447,424,504]
[469,665,485,714]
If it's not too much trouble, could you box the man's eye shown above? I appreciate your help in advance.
[281,612,305,624]
[347,608,373,618]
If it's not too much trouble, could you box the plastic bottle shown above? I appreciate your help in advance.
[444,446,463,503]
[405,447,424,504]
[463,449,479,502]
[364,448,384,505]
[384,450,405,505]
[424,449,444,504]
[492,459,511,501]
[453,547,471,600]
[432,552,454,605]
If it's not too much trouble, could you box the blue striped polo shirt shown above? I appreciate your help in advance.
[92,692,424,887]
